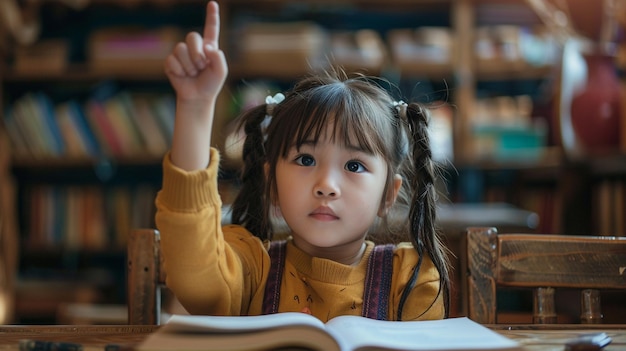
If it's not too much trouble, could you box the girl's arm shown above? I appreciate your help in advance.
[164,0,228,171]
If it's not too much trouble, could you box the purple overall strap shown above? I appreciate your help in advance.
[262,240,287,314]
[362,244,395,320]
[262,241,394,319]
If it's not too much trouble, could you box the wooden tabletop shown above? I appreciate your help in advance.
[0,324,624,351]
[492,324,626,351]
[0,325,157,351]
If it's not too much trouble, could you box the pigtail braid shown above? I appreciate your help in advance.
[397,102,451,320]
[230,106,273,241]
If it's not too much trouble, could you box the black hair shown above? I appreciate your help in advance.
[231,69,451,320]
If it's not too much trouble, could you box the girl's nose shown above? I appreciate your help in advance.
[314,171,340,198]
[315,188,337,197]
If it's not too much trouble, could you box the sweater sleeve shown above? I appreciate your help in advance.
[155,148,269,316]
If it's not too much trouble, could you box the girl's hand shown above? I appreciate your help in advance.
[164,1,227,102]
[165,1,226,171]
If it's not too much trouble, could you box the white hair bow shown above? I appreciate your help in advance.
[265,93,285,105]
[393,100,408,116]
[265,93,285,117]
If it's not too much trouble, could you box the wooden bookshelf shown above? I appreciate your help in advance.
[1,0,624,324]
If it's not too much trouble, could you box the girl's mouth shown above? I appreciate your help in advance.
[310,206,339,221]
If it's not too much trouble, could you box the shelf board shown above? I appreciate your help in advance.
[475,62,555,81]
[2,62,554,82]
[588,152,626,177]
[394,62,454,79]
[10,155,163,168]
[454,148,626,178]
[224,0,452,7]
[10,155,164,184]
[20,245,126,255]
[3,64,167,82]
[453,146,564,171]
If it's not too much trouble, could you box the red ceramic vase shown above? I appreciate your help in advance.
[570,52,621,151]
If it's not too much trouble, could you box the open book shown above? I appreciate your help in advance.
[137,313,522,351]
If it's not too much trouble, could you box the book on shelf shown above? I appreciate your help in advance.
[84,99,126,157]
[3,87,174,159]
[137,313,522,351]
[123,93,170,156]
[55,100,103,157]
[109,188,132,249]
[32,92,66,155]
[2,104,31,157]
[103,94,143,156]
[88,26,182,72]
[6,92,64,157]
[55,102,89,157]
[595,179,626,236]
[8,95,43,155]
[149,94,175,143]
[24,184,157,250]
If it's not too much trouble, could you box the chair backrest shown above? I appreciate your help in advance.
[0,134,18,324]
[463,227,626,324]
[127,228,164,325]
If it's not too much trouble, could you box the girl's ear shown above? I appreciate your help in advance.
[378,174,402,217]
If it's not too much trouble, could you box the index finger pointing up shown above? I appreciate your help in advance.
[203,1,220,49]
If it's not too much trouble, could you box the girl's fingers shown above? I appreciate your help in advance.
[164,54,185,77]
[172,41,199,76]
[164,1,225,81]
[203,47,228,77]
[186,32,207,70]
[203,1,220,50]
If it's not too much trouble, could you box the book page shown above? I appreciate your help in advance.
[161,312,326,334]
[138,324,341,351]
[325,316,522,351]
[139,314,521,351]
[138,313,343,351]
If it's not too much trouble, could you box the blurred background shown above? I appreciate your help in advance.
[0,0,625,325]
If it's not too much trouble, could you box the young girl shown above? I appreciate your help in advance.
[156,1,450,322]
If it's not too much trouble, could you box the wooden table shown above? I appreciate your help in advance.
[0,324,624,350]
[492,324,626,351]
[0,325,156,351]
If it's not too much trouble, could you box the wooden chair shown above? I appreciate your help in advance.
[126,202,539,325]
[0,134,18,324]
[127,228,165,325]
[463,227,626,324]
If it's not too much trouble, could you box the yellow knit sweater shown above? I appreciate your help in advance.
[155,149,444,322]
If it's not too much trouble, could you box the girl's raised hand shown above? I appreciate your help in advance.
[164,1,227,102]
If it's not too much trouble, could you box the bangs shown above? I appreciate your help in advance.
[272,81,392,158]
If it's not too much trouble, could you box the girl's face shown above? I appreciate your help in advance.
[274,123,400,265]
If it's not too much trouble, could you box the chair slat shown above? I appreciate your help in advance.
[465,227,626,324]
[127,229,162,325]
[496,234,626,288]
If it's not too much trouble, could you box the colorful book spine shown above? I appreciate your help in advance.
[33,92,65,155]
[56,102,89,156]
[118,92,169,156]
[65,100,101,157]
[84,99,125,157]
[11,95,50,156]
[2,105,31,156]
[105,93,147,156]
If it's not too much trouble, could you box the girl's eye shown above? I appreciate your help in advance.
[345,161,366,173]
[295,154,315,167]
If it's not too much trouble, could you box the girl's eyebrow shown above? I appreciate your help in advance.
[294,139,372,155]
[291,140,316,149]
[345,142,372,155]
[343,142,374,155]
